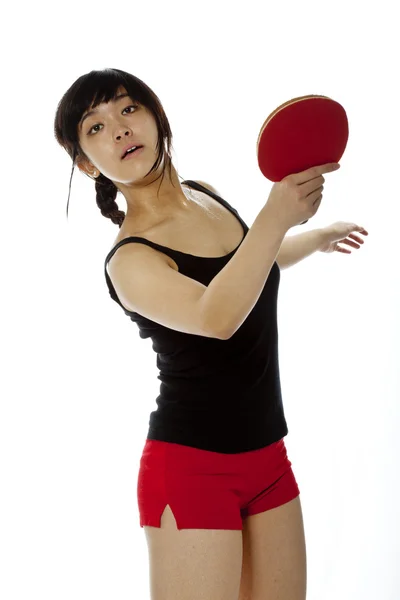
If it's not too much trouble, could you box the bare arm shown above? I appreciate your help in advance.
[109,164,339,340]
[200,162,340,337]
[108,205,285,340]
[276,228,324,269]
[201,205,287,338]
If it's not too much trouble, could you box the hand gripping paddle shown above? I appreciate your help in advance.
[257,95,349,224]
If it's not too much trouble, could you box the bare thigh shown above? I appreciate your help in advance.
[239,496,307,600]
[144,504,243,600]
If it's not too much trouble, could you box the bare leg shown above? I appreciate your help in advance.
[144,504,243,600]
[239,496,307,600]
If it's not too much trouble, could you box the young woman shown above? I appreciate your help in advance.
[54,68,342,600]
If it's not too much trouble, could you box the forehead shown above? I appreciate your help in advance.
[80,86,131,127]
[88,85,129,112]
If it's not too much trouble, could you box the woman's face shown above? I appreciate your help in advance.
[77,86,160,185]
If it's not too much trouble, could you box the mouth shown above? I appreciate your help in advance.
[121,145,144,160]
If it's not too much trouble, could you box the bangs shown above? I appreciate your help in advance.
[57,68,151,156]
[54,67,175,222]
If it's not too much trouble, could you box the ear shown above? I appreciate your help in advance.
[76,155,96,177]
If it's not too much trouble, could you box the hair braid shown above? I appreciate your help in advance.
[95,173,125,228]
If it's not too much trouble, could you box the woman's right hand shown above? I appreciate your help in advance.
[265,162,341,230]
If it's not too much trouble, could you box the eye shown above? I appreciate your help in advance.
[87,104,138,135]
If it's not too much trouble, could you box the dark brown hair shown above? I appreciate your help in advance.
[54,68,183,228]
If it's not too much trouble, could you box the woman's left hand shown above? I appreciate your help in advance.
[319,222,369,254]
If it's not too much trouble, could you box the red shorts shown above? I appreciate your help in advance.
[137,437,300,530]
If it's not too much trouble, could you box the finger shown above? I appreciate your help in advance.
[312,189,323,203]
[342,238,360,249]
[291,163,340,185]
[346,226,368,236]
[304,181,324,198]
[348,234,365,244]
[336,245,352,254]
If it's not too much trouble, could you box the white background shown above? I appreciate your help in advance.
[1,0,399,598]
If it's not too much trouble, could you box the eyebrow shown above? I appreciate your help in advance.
[80,93,131,129]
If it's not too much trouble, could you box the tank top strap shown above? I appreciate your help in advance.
[104,180,248,310]
[182,180,247,232]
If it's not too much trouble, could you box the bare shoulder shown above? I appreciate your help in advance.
[105,231,220,338]
[192,180,221,196]
[108,237,173,275]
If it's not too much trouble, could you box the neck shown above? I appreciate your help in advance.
[120,164,192,225]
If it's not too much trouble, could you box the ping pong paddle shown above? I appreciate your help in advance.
[257,95,349,224]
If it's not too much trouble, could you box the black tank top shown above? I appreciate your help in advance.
[104,181,288,453]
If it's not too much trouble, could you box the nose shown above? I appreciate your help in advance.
[116,129,131,140]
